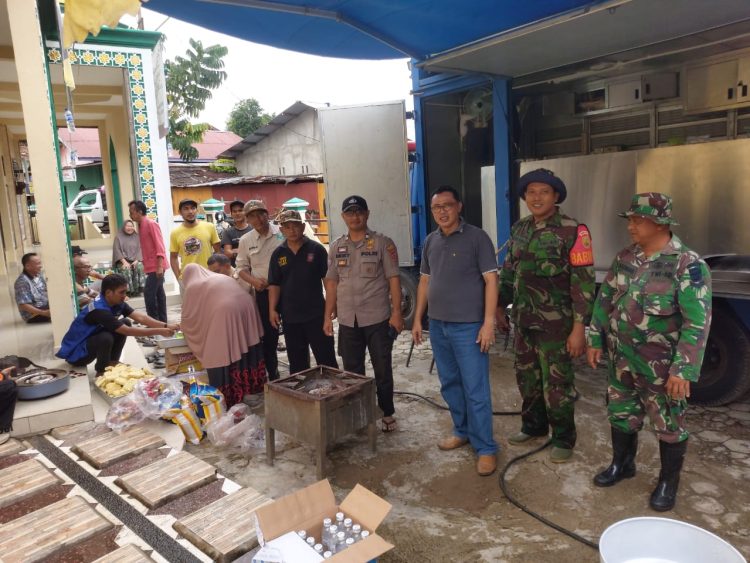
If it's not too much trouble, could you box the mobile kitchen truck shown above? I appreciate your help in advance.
[151,0,750,405]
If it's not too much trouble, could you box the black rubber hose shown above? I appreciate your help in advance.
[394,389,600,551]
[394,390,522,415]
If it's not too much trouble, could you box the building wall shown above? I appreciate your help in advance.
[210,182,322,216]
[235,109,324,176]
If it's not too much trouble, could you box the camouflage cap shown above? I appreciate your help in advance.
[243,200,267,215]
[276,209,303,224]
[618,192,678,225]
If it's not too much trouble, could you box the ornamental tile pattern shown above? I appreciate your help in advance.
[47,46,159,219]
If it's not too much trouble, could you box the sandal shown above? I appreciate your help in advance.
[381,417,397,433]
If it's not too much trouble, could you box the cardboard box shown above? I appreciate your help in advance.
[165,345,203,375]
[254,480,393,562]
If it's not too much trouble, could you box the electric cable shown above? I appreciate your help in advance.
[394,388,600,551]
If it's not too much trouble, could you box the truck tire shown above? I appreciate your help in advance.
[691,305,750,406]
[399,270,418,330]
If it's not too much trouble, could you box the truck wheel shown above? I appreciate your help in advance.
[399,271,418,330]
[691,306,750,406]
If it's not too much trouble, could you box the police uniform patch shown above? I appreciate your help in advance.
[366,239,375,250]
[569,224,594,267]
[278,256,287,266]
[338,259,347,267]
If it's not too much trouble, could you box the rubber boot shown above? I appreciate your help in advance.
[650,439,687,512]
[593,428,638,487]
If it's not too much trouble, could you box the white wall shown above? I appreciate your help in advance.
[235,108,323,176]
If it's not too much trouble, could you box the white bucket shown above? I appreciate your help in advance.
[600,517,746,563]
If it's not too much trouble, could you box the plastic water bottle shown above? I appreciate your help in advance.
[335,512,344,525]
[351,524,361,541]
[361,530,370,540]
[296,530,307,540]
[321,517,332,546]
[326,524,338,550]
[345,537,355,549]
[323,551,332,559]
[314,543,324,554]
[306,536,315,547]
[335,531,346,553]
[343,518,353,537]
[64,109,76,133]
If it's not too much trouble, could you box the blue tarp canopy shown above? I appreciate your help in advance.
[146,0,600,60]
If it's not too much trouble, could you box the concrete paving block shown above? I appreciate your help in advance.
[0,458,61,509]
[73,426,166,469]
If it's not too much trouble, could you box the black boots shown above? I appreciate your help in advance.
[650,439,687,512]
[594,428,638,487]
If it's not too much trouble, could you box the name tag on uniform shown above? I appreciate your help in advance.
[361,251,378,256]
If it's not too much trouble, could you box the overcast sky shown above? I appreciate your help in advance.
[123,9,414,134]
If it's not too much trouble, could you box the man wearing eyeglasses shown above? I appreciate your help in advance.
[412,186,499,476]
[324,196,403,433]
[73,255,99,307]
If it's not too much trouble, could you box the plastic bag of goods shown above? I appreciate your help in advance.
[186,377,226,425]
[105,395,147,433]
[162,395,204,445]
[133,377,184,419]
[205,403,265,452]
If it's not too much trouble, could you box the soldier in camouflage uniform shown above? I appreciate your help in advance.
[587,192,711,511]
[498,169,596,463]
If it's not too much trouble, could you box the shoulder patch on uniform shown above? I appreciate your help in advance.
[687,262,704,286]
[569,223,594,267]
[386,243,398,264]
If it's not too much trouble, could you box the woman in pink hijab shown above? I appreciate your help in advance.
[180,263,266,407]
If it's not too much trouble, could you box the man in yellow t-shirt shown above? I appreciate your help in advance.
[169,199,221,278]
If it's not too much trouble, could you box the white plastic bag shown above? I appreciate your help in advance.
[206,403,265,451]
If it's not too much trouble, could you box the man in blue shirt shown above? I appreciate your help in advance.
[14,253,50,323]
[57,274,179,376]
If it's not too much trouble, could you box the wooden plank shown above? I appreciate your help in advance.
[0,458,61,508]
[92,543,155,563]
[174,488,273,563]
[0,495,113,562]
[116,451,216,509]
[72,426,165,469]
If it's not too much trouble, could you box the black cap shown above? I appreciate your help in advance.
[71,245,87,256]
[517,169,568,204]
[342,195,368,212]
[228,199,245,210]
[178,198,199,210]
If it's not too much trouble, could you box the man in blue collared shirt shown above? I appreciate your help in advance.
[14,253,50,323]
[412,186,499,476]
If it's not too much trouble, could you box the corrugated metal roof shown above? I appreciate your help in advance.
[219,101,316,158]
[184,173,323,188]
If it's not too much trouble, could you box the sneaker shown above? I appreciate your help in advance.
[437,435,469,451]
[508,431,543,445]
[477,454,497,476]
[549,447,573,463]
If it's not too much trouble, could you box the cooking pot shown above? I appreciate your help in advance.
[14,369,70,400]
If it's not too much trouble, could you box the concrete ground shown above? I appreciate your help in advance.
[184,331,750,563]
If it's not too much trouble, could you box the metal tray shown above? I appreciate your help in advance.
[14,369,70,400]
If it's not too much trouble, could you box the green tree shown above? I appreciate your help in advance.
[166,38,228,161]
[226,98,274,138]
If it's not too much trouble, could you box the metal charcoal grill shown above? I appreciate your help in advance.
[265,365,377,477]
